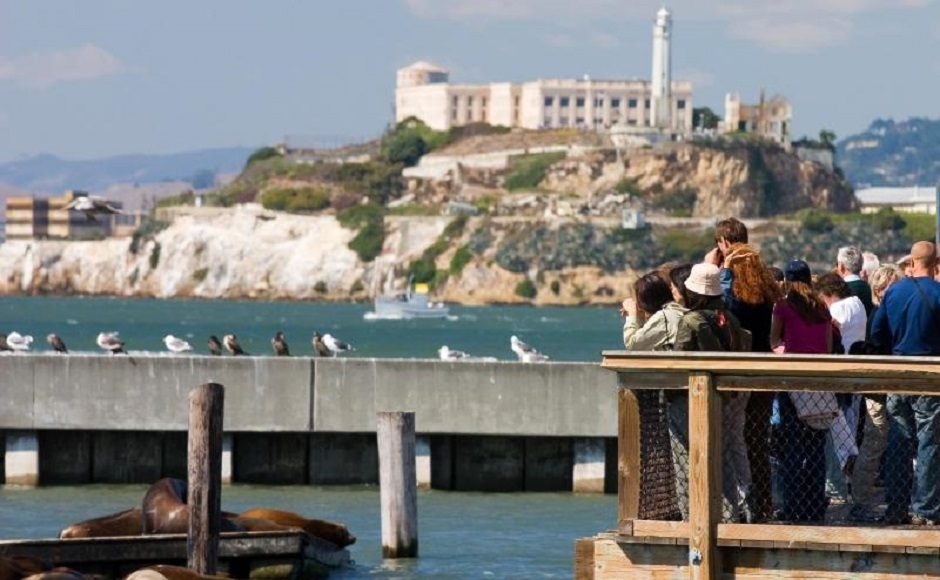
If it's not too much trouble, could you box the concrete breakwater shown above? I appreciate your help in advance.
[1,355,619,492]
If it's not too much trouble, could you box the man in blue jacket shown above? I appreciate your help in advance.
[871,240,940,525]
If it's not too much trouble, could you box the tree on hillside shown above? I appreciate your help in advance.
[818,129,837,151]
[382,130,428,167]
[693,107,720,130]
[245,146,281,169]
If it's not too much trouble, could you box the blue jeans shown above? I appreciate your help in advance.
[885,394,940,521]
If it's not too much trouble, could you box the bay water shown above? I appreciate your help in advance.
[0,296,625,361]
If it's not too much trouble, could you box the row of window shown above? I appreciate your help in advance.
[543,96,686,109]
[452,96,488,108]
[542,117,647,128]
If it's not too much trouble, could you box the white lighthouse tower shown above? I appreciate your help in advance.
[650,6,673,130]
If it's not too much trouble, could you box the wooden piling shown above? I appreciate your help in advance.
[187,383,225,574]
[377,411,418,558]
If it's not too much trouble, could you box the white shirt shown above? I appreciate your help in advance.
[829,295,867,351]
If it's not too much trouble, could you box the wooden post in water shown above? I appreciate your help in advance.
[187,383,225,574]
[377,411,418,558]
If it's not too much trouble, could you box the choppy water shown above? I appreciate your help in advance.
[0,296,625,361]
[0,485,617,579]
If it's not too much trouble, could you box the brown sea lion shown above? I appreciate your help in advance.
[59,507,143,538]
[21,571,85,580]
[238,508,356,547]
[126,566,228,580]
[142,478,243,534]
[0,557,47,580]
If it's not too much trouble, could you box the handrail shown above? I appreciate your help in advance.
[604,350,940,580]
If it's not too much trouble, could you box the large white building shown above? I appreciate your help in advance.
[394,8,692,134]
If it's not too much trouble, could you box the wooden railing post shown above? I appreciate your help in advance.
[617,382,640,535]
[688,372,720,580]
[187,383,224,575]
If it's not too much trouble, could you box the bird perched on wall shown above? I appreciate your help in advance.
[223,334,246,356]
[47,333,68,354]
[510,335,549,363]
[97,331,126,355]
[208,335,223,356]
[272,331,290,356]
[63,195,122,223]
[163,335,193,354]
[7,331,33,352]
[313,331,353,357]
[438,345,469,361]
[0,334,12,352]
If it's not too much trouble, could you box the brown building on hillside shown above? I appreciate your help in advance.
[4,190,139,241]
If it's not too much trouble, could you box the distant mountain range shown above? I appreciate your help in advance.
[0,146,257,194]
[837,118,940,188]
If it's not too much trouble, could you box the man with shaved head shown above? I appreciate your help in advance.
[871,240,940,525]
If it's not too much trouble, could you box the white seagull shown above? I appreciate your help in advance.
[438,345,470,361]
[63,195,122,223]
[322,333,354,357]
[163,334,193,354]
[7,331,33,352]
[510,335,549,363]
[96,331,126,355]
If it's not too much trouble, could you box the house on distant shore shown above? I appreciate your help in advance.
[855,186,938,215]
[722,90,792,147]
[4,190,141,241]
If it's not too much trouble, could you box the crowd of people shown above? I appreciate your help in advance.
[620,217,940,526]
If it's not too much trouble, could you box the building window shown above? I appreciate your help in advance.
[452,109,458,121]
[560,97,570,107]
[453,96,459,107]
[611,98,621,108]
[595,98,604,108]
[482,97,487,107]
[544,116,553,127]
[576,117,585,126]
[544,96,554,107]
[514,96,520,107]
[645,99,651,109]
[560,116,569,126]
[467,96,474,107]
[628,98,637,108]
[576,97,585,107]
[677,99,686,109]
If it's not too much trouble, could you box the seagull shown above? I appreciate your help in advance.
[510,335,549,363]
[312,332,331,357]
[7,331,32,352]
[208,335,223,356]
[438,345,470,361]
[313,332,353,357]
[47,333,68,354]
[0,334,12,352]
[163,335,193,354]
[96,331,126,355]
[272,331,290,357]
[223,334,246,356]
[63,195,122,223]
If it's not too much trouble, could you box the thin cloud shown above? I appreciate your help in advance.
[676,68,716,89]
[404,0,930,52]
[0,44,124,89]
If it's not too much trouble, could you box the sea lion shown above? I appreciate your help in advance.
[238,508,356,547]
[59,507,143,538]
[0,557,47,580]
[142,478,245,534]
[126,566,228,580]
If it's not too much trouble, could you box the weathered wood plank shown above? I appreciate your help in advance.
[574,537,596,580]
[688,372,721,580]
[718,523,940,549]
[723,546,940,579]
[0,532,305,563]
[618,388,640,530]
[377,411,418,559]
[632,520,690,538]
[591,536,688,580]
[187,382,225,574]
[716,376,939,395]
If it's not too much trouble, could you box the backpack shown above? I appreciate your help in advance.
[682,308,752,353]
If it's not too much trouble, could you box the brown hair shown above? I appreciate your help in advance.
[634,272,674,315]
[724,243,779,305]
[715,218,748,245]
[784,281,829,324]
[814,271,852,300]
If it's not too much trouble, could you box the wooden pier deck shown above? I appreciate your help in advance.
[575,352,940,580]
[0,530,349,579]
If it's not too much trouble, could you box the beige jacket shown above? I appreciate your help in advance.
[622,301,689,351]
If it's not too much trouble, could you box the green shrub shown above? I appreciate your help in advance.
[350,279,365,293]
[129,220,170,255]
[871,208,906,232]
[450,245,473,274]
[314,281,328,294]
[658,228,713,263]
[149,242,162,269]
[515,278,537,299]
[262,187,331,213]
[472,194,497,213]
[443,214,468,239]
[245,146,281,169]
[349,221,385,262]
[156,192,195,208]
[504,151,566,191]
[614,178,641,197]
[801,209,835,233]
[901,212,936,242]
[192,267,209,282]
[550,280,561,295]
[655,189,697,217]
[382,130,427,167]
[408,256,437,284]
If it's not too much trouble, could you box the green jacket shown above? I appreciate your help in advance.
[623,301,689,351]
[674,297,751,352]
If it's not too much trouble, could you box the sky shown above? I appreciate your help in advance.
[1,0,938,162]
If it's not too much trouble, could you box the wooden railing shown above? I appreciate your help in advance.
[603,351,940,580]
